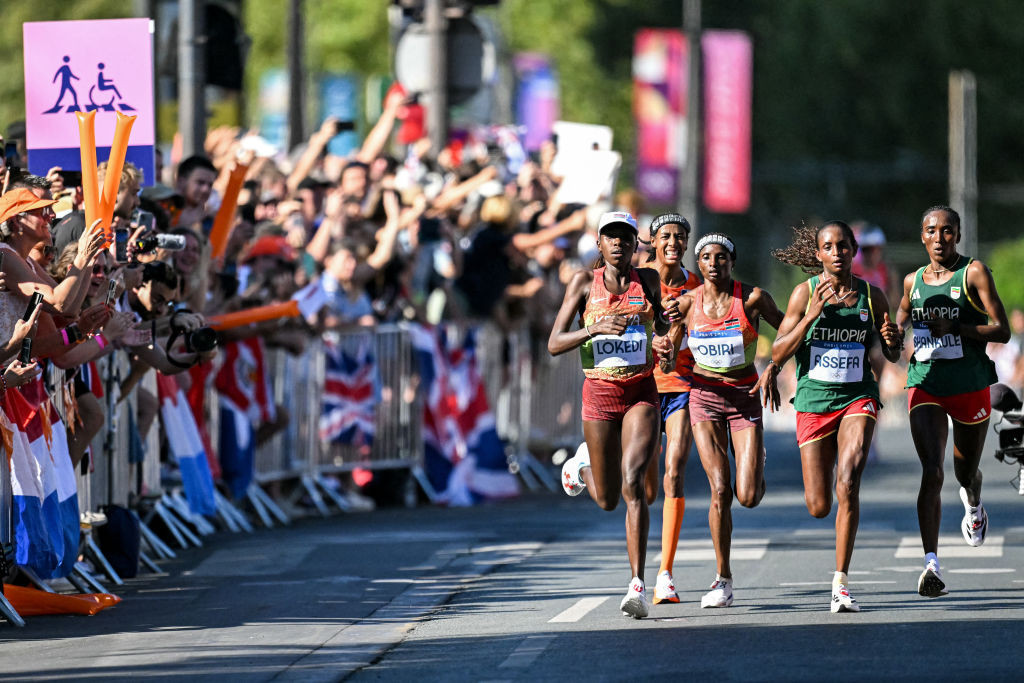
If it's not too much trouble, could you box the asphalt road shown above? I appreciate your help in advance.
[2,424,1023,682]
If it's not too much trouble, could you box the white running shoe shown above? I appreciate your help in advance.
[561,442,590,497]
[830,583,860,613]
[700,577,734,608]
[917,559,948,598]
[620,577,649,619]
[959,487,988,547]
[653,570,680,604]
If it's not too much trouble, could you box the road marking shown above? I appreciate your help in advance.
[947,568,1016,574]
[499,635,555,668]
[654,538,768,563]
[780,581,897,586]
[894,535,1004,558]
[549,597,609,623]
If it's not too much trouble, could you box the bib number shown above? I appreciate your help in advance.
[592,325,647,368]
[688,329,745,369]
[808,341,864,383]
[912,322,963,361]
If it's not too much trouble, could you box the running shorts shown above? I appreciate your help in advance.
[908,386,991,425]
[688,374,762,432]
[582,374,659,422]
[796,397,878,448]
[660,391,690,426]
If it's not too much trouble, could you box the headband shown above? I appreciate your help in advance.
[694,234,736,258]
[650,213,691,235]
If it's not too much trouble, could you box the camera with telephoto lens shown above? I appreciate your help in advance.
[135,233,187,254]
[990,384,1024,495]
[182,326,218,354]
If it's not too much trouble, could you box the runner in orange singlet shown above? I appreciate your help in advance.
[638,213,701,605]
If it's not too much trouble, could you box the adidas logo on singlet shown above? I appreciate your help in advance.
[911,288,921,301]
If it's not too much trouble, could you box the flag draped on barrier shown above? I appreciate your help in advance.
[2,380,79,579]
[410,325,519,506]
[215,338,274,499]
[156,374,217,516]
[319,338,378,446]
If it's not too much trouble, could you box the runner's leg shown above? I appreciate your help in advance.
[910,405,948,555]
[731,424,764,508]
[951,420,987,505]
[582,420,623,511]
[644,434,660,505]
[834,415,874,573]
[659,409,691,574]
[799,437,836,518]
[694,419,733,578]
[621,404,659,582]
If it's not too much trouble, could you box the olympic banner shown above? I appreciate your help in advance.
[633,29,687,205]
[702,30,752,213]
[23,18,155,185]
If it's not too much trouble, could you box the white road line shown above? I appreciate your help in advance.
[947,568,1016,574]
[654,538,769,563]
[499,635,555,669]
[548,597,610,623]
[780,581,897,586]
[894,535,1004,558]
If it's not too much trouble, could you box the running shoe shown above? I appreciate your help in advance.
[959,487,988,547]
[700,577,733,608]
[917,559,948,598]
[620,577,649,619]
[561,442,590,497]
[653,570,680,604]
[830,583,860,613]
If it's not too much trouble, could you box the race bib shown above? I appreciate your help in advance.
[808,341,864,383]
[592,325,647,368]
[912,322,963,361]
[688,329,746,369]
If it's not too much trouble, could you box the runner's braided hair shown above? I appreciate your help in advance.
[772,221,858,275]
[922,205,960,228]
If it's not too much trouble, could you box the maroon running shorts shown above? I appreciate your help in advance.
[688,373,762,432]
[581,374,659,422]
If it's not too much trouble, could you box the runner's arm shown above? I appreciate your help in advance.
[547,270,594,356]
[771,282,818,365]
[749,286,784,330]
[895,271,915,334]
[964,260,1011,344]
[869,286,902,362]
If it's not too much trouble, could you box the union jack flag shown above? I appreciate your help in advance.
[319,339,379,446]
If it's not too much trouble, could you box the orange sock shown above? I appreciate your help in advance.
[659,496,686,574]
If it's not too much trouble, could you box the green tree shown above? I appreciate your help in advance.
[987,238,1024,314]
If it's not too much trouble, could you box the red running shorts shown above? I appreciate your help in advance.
[796,397,878,448]
[908,386,992,425]
[581,374,659,422]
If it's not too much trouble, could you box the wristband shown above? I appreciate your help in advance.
[95,334,108,351]
[61,329,70,346]
[585,326,593,338]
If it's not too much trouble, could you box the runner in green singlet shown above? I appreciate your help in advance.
[896,206,1011,598]
[772,221,902,613]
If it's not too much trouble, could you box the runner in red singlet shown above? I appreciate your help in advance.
[660,233,784,609]
[549,212,678,619]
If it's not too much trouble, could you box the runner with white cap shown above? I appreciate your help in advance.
[550,211,679,619]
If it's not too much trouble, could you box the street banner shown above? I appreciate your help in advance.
[633,29,687,205]
[702,30,753,213]
[514,53,559,152]
[23,18,155,185]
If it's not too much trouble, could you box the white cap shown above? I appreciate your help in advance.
[597,211,638,236]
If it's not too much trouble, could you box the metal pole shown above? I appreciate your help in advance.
[287,0,306,151]
[424,0,448,154]
[949,70,977,256]
[679,0,702,273]
[178,0,207,157]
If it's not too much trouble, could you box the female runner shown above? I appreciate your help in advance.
[896,206,1009,597]
[661,233,783,609]
[772,221,901,612]
[550,211,677,619]
[639,213,701,605]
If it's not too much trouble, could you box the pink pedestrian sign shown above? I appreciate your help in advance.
[23,18,155,184]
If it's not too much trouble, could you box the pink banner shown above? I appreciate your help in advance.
[702,31,752,213]
[23,19,155,181]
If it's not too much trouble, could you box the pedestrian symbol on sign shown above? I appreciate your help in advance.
[42,56,135,114]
